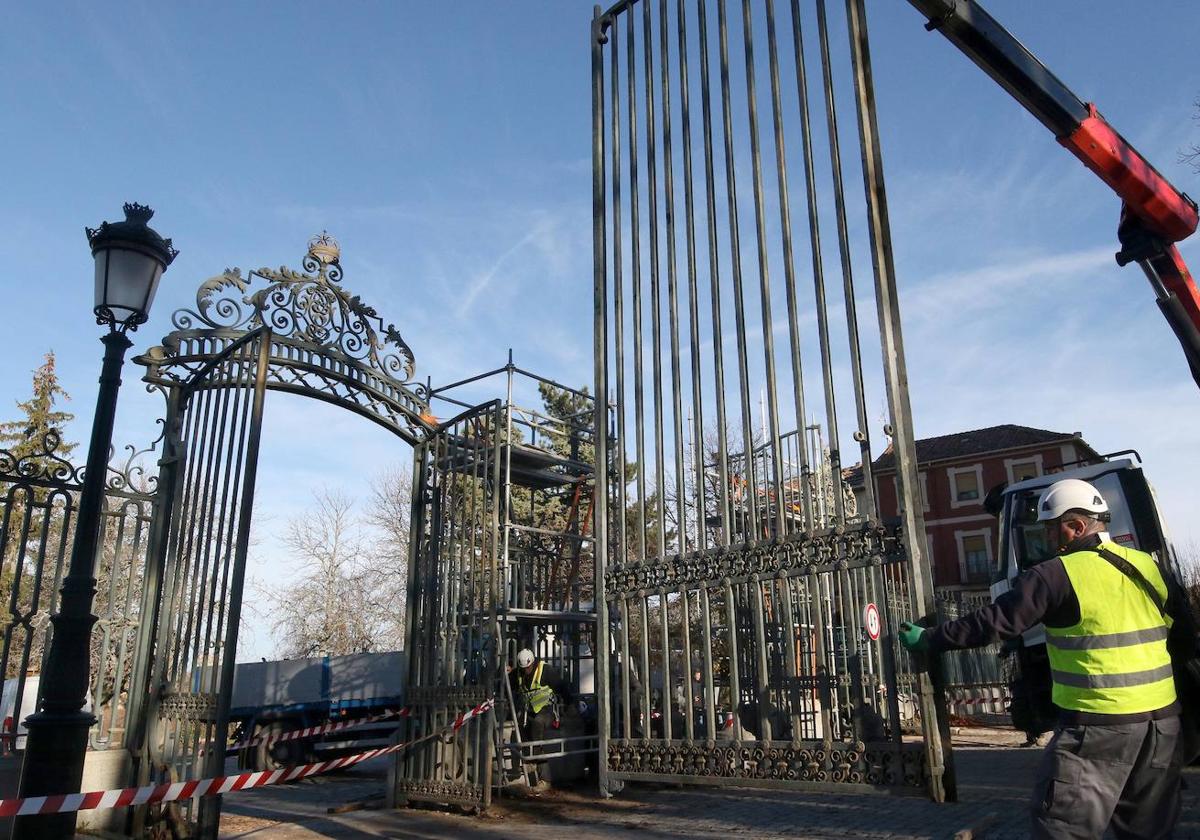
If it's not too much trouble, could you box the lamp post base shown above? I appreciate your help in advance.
[13,711,96,837]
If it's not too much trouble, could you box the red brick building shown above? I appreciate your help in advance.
[859,425,1101,595]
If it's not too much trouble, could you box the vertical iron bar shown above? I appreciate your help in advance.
[815,0,867,520]
[697,0,732,543]
[659,0,688,560]
[700,586,716,741]
[658,590,671,740]
[628,8,650,565]
[749,579,772,740]
[593,4,613,791]
[680,587,694,740]
[620,596,633,739]
[643,0,668,563]
[844,0,953,802]
[723,581,743,740]
[780,0,821,534]
[610,18,629,575]
[717,0,760,540]
[801,0,845,526]
[740,0,787,541]
[676,0,708,555]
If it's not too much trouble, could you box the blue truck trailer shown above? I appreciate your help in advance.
[229,650,407,770]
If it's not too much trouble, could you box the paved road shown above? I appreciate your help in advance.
[219,731,1200,839]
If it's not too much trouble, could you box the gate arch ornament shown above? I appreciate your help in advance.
[127,235,433,838]
[139,232,430,443]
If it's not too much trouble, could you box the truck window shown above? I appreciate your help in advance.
[1012,491,1053,570]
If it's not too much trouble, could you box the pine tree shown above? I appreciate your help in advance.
[0,353,77,679]
[0,351,75,463]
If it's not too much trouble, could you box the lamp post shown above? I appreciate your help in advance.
[15,203,176,839]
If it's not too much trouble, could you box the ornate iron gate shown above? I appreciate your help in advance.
[126,236,432,837]
[0,431,157,754]
[591,0,953,798]
[395,400,501,809]
[136,329,269,835]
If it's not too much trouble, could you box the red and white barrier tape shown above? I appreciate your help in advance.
[0,699,492,818]
[220,707,411,754]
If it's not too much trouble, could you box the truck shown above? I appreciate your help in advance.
[987,454,1183,736]
[229,650,407,771]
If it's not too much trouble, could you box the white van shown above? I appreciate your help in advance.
[0,675,41,753]
[0,675,94,753]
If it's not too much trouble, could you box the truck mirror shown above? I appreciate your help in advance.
[983,482,1007,517]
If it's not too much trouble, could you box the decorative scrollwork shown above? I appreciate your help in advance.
[103,419,165,495]
[0,424,162,505]
[606,739,926,789]
[165,233,416,385]
[407,686,490,707]
[605,521,899,597]
[158,692,218,722]
[0,429,79,485]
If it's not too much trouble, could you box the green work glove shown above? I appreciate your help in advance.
[899,621,929,653]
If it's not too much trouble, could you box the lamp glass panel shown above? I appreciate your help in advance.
[93,251,109,312]
[95,247,161,321]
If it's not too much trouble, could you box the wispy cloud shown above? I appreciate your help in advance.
[456,213,568,317]
[903,245,1114,325]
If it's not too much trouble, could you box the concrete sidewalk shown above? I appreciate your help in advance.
[219,730,1200,839]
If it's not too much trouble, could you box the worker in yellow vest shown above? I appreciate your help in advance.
[899,479,1183,840]
[508,648,573,742]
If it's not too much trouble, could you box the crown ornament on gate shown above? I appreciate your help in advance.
[306,231,341,267]
[168,233,416,384]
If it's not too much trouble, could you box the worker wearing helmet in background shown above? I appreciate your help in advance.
[508,648,573,743]
[899,478,1183,840]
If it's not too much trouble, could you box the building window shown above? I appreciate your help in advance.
[956,529,993,585]
[947,464,983,508]
[1005,455,1044,485]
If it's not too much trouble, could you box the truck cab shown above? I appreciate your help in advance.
[990,454,1177,733]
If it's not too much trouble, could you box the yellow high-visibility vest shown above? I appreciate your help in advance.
[1046,542,1176,715]
[518,661,555,714]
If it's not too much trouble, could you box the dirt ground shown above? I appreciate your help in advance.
[217,728,1200,839]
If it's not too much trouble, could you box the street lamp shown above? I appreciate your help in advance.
[15,203,176,839]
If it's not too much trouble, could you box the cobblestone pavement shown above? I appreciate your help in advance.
[220,730,1200,839]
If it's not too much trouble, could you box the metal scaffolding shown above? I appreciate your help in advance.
[393,358,599,808]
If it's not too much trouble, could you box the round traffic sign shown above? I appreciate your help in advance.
[864,602,881,641]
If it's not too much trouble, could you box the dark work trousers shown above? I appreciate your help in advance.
[521,707,556,743]
[1031,716,1182,839]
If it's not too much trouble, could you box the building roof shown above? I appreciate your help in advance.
[842,463,864,488]
[869,424,1096,474]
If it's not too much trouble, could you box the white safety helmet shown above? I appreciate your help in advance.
[516,648,535,669]
[1036,479,1109,522]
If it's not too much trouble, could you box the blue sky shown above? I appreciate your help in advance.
[1,2,1197,659]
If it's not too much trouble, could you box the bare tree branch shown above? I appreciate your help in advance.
[1181,96,1200,173]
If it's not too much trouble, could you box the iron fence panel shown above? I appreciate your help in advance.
[592,0,953,799]
[0,430,157,755]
